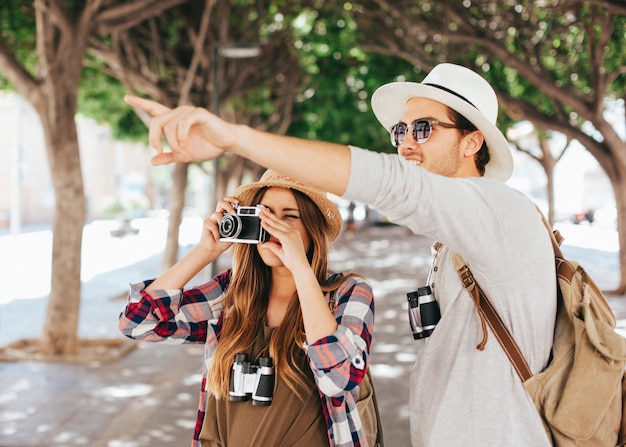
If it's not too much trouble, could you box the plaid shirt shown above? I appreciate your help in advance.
[118,269,375,447]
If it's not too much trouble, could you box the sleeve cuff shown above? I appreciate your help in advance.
[305,325,366,370]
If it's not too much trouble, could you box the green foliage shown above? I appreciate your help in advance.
[286,8,417,153]
[0,73,13,92]
[78,64,146,141]
[0,1,37,89]
[607,15,626,93]
[491,3,625,128]
[0,2,146,140]
[0,1,36,53]
[342,0,625,144]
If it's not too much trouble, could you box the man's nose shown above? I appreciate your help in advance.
[398,138,418,156]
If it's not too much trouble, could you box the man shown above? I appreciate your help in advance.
[126,63,555,446]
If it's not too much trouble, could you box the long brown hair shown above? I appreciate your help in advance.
[206,187,350,399]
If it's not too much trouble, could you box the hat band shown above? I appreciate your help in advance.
[424,83,477,109]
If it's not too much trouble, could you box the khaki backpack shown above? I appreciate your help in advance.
[452,213,626,446]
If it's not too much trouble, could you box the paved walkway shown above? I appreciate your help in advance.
[0,223,624,446]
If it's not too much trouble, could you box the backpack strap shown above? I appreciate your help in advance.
[452,253,533,382]
[535,209,578,284]
[452,207,563,383]
[535,206,565,259]
[366,367,385,447]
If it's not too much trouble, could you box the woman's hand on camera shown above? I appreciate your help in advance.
[146,197,238,291]
[258,207,310,273]
[199,197,237,255]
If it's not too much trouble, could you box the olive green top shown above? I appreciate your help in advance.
[199,325,329,446]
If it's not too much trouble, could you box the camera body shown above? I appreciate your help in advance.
[219,205,269,244]
[407,285,441,339]
[229,353,275,406]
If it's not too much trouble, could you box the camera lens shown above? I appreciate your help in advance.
[219,213,242,239]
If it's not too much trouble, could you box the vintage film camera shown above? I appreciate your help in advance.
[407,285,441,339]
[229,353,275,406]
[219,204,269,244]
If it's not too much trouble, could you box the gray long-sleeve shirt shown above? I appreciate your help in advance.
[344,147,555,446]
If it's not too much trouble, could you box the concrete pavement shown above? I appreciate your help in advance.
[0,222,624,446]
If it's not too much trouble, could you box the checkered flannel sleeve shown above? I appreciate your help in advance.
[306,276,374,447]
[118,270,231,344]
[306,276,374,393]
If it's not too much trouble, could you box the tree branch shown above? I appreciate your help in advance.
[42,0,72,37]
[179,0,215,105]
[584,0,626,15]
[0,36,41,105]
[499,94,614,173]
[95,0,190,33]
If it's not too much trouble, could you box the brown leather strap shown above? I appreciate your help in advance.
[452,207,564,383]
[454,257,533,382]
[456,262,489,350]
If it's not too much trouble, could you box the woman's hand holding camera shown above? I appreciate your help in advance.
[259,207,338,344]
[199,197,238,255]
[258,207,310,274]
[145,197,237,291]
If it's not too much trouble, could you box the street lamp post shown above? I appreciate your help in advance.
[210,42,260,277]
[211,42,262,211]
[211,42,261,115]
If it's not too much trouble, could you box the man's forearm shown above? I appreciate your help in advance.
[124,95,353,194]
[233,125,352,196]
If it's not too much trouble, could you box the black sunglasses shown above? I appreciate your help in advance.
[390,119,461,147]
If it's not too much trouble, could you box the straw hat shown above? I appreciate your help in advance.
[371,63,514,182]
[233,169,343,241]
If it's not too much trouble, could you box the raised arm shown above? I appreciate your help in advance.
[146,197,235,290]
[124,95,352,196]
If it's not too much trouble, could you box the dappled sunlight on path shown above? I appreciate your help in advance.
[0,221,622,446]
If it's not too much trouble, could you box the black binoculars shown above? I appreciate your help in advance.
[229,353,275,406]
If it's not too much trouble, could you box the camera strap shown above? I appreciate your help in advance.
[425,242,444,291]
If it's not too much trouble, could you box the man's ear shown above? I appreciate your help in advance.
[462,131,484,158]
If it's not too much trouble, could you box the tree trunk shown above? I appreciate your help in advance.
[216,158,229,203]
[610,176,626,295]
[161,162,189,271]
[539,138,557,225]
[27,0,89,356]
[39,115,86,355]
[545,171,555,226]
[594,120,626,295]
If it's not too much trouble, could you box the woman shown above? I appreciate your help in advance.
[118,170,376,447]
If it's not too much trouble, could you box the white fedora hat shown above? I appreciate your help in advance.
[371,63,513,182]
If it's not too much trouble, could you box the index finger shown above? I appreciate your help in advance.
[124,95,171,117]
[259,208,289,230]
[124,95,173,154]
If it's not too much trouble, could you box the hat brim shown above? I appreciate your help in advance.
[372,82,513,182]
[234,179,343,241]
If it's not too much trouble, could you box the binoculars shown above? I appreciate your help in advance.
[407,285,441,339]
[229,353,275,406]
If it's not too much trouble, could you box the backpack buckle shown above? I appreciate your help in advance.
[457,264,475,289]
